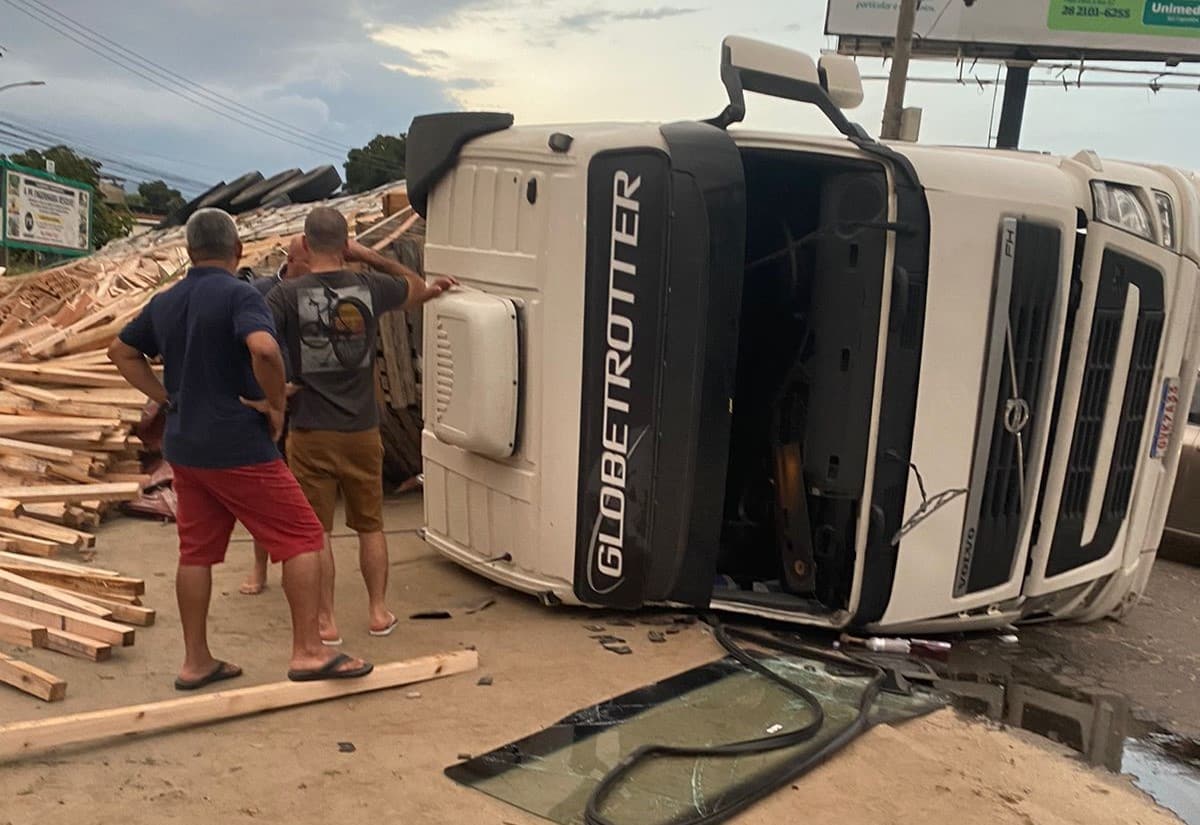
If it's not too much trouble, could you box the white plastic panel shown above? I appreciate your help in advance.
[429,290,519,460]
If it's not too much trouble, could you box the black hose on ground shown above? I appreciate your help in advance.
[583,618,886,825]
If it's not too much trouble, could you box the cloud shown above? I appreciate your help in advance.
[557,6,702,33]
[0,0,478,189]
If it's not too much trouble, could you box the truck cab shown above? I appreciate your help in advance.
[408,37,1200,632]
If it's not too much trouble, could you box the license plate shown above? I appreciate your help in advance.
[1151,377,1181,459]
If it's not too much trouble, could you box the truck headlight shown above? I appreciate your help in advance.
[1154,190,1176,249]
[1091,181,1154,242]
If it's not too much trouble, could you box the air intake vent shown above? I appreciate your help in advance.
[955,221,1061,596]
[435,324,454,418]
[1046,251,1164,577]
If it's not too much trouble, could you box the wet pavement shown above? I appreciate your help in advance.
[925,558,1200,823]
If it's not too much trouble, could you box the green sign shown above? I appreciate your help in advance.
[0,160,94,259]
[1049,0,1200,37]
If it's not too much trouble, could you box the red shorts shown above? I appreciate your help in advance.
[171,460,325,567]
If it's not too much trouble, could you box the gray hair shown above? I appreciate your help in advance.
[304,206,349,255]
[186,208,240,262]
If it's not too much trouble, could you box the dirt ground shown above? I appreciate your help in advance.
[0,497,1184,825]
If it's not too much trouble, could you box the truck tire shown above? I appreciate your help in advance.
[229,168,303,212]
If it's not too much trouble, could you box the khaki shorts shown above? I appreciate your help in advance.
[286,428,384,533]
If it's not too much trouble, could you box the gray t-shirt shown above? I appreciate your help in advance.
[267,269,408,431]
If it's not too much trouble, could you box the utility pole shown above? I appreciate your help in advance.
[880,0,918,140]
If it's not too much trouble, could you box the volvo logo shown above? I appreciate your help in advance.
[1004,398,1032,435]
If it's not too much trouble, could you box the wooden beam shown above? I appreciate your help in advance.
[0,483,141,504]
[0,593,135,646]
[0,551,119,577]
[0,499,20,518]
[70,594,153,626]
[0,416,123,435]
[42,629,112,662]
[0,616,48,647]
[0,517,85,550]
[0,570,114,619]
[0,434,78,460]
[0,566,143,599]
[0,364,130,389]
[0,652,65,702]
[0,650,477,758]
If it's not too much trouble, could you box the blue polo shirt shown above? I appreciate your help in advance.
[118,266,281,469]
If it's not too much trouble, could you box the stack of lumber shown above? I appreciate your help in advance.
[0,552,153,701]
[0,181,427,507]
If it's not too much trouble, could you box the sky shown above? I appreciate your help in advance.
[0,0,1197,198]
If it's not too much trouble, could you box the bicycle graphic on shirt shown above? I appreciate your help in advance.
[298,283,374,372]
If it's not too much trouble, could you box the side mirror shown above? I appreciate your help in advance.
[707,35,870,142]
[725,36,820,86]
[818,54,864,111]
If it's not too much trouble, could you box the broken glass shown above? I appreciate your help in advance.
[447,652,944,825]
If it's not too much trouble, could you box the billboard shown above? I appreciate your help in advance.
[827,0,1200,61]
[1,161,93,257]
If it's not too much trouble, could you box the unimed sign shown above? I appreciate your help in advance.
[827,0,1200,60]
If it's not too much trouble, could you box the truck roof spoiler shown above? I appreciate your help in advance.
[705,36,871,142]
[407,111,515,218]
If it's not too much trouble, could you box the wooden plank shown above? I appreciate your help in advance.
[0,650,476,758]
[0,565,142,597]
[3,383,65,405]
[0,532,63,557]
[70,594,153,626]
[0,652,65,702]
[0,364,130,389]
[0,616,47,647]
[46,462,99,485]
[0,499,20,518]
[0,416,123,435]
[0,517,86,550]
[22,502,68,523]
[0,454,50,477]
[0,436,77,462]
[0,593,135,646]
[0,551,119,577]
[0,570,114,619]
[0,482,141,505]
[42,629,111,662]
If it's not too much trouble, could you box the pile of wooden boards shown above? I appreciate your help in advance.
[0,181,426,503]
[0,551,154,702]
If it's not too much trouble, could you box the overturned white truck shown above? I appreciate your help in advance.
[405,37,1200,633]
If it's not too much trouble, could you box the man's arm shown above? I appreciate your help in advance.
[346,240,456,312]
[239,331,287,442]
[107,339,168,404]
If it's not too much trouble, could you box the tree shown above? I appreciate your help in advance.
[5,145,134,248]
[344,133,406,194]
[130,179,185,216]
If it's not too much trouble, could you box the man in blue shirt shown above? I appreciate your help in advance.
[109,208,372,688]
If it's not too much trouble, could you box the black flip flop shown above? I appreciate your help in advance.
[287,653,374,683]
[174,661,243,691]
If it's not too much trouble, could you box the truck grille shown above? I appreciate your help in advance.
[1046,251,1165,577]
[957,221,1061,595]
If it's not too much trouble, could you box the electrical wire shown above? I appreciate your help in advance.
[584,619,886,825]
[15,0,349,155]
[8,0,408,177]
[3,0,343,159]
[0,121,208,194]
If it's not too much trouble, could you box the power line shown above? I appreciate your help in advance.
[18,0,351,156]
[0,122,209,194]
[2,0,347,160]
[9,0,408,178]
[0,119,210,190]
[2,113,225,179]
[862,74,1200,91]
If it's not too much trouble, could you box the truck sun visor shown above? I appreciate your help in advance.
[406,112,515,218]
